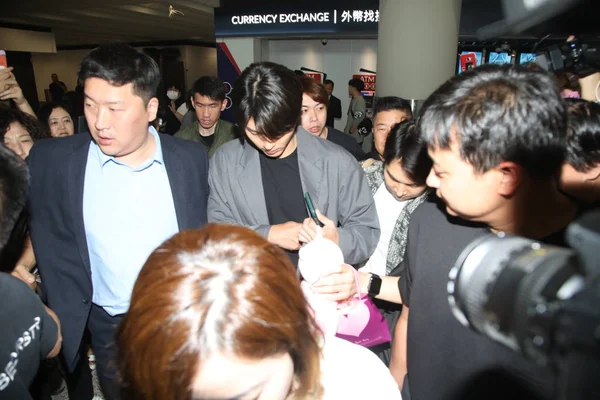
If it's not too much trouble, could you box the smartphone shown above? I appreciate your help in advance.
[304,192,324,227]
[0,50,6,69]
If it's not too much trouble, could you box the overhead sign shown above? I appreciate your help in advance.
[215,1,380,37]
[304,72,324,83]
[353,74,376,93]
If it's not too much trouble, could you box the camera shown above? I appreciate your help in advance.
[448,211,600,399]
[321,39,328,46]
[536,37,600,77]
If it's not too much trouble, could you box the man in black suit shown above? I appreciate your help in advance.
[27,44,209,400]
[324,79,342,127]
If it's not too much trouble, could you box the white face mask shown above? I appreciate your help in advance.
[167,90,180,100]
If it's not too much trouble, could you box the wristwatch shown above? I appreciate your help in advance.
[367,273,382,297]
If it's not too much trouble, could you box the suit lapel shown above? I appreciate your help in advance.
[68,139,92,278]
[238,141,269,225]
[162,138,188,230]
[297,128,324,208]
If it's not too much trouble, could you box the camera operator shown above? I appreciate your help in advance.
[560,98,600,206]
[389,64,580,400]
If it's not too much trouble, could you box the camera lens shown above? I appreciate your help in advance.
[448,233,583,362]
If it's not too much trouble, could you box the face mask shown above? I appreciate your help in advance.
[167,90,180,100]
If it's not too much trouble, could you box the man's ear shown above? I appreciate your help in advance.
[582,163,600,182]
[146,97,159,122]
[220,99,227,112]
[495,161,523,196]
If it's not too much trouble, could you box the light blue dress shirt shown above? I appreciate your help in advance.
[83,127,179,315]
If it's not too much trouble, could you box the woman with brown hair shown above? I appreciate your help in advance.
[117,224,400,400]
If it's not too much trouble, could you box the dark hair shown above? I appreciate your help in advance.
[232,62,302,140]
[299,75,329,107]
[294,69,305,75]
[117,225,322,400]
[419,64,567,178]
[78,43,160,105]
[348,78,365,92]
[191,76,226,102]
[373,96,413,120]
[36,102,73,132]
[383,120,432,186]
[323,79,334,88]
[564,98,600,172]
[0,145,29,250]
[0,107,49,142]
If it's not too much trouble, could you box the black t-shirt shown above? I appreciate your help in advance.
[199,133,215,149]
[326,128,366,161]
[399,199,559,400]
[0,273,58,399]
[49,82,65,102]
[259,149,306,266]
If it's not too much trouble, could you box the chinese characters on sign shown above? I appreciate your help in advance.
[231,10,379,25]
[341,10,379,23]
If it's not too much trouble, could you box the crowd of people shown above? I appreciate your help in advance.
[0,42,599,400]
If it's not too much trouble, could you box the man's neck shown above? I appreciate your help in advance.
[198,120,218,137]
[488,179,578,239]
[320,127,329,139]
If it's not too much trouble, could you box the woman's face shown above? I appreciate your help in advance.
[3,122,34,159]
[48,107,74,137]
[384,159,427,201]
[192,352,295,400]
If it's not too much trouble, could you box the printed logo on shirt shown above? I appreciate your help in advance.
[353,111,364,119]
[0,317,41,391]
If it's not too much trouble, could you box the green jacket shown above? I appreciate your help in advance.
[174,119,237,157]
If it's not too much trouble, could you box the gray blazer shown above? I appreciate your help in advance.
[208,127,380,265]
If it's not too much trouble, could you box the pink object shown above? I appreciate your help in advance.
[561,89,581,98]
[335,270,391,347]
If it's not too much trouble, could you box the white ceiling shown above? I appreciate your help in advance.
[0,0,219,47]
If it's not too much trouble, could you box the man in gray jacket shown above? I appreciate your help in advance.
[208,62,379,300]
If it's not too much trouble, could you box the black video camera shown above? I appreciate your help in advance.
[536,37,600,78]
[448,211,600,400]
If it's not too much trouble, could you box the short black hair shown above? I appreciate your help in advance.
[565,98,600,172]
[0,145,29,250]
[36,102,73,132]
[324,79,334,88]
[191,76,226,102]
[383,120,432,186]
[78,43,160,105]
[348,78,365,92]
[419,64,567,179]
[373,96,413,120]
[232,62,302,141]
[0,107,49,142]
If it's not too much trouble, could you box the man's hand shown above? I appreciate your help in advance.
[311,263,357,301]
[11,264,36,290]
[268,221,303,250]
[299,210,339,245]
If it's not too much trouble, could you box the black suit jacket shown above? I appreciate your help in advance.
[27,132,209,370]
[326,94,342,127]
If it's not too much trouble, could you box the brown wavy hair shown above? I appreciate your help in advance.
[117,224,323,400]
[299,75,329,108]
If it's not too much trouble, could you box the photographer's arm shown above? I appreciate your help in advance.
[579,72,600,102]
[0,67,36,117]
